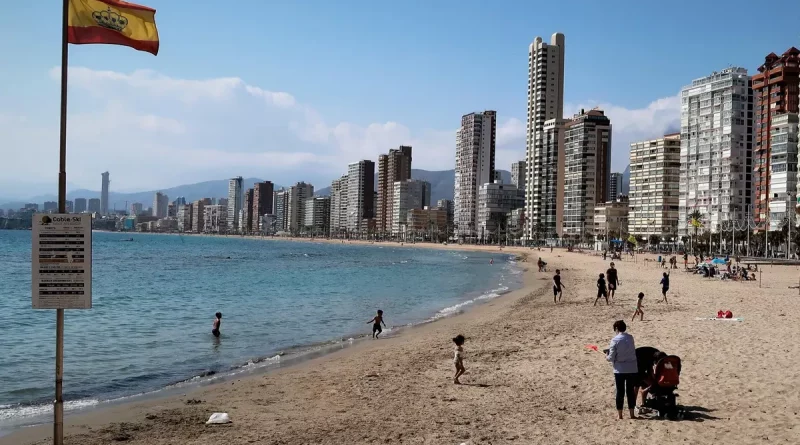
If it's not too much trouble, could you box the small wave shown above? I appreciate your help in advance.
[0,399,99,422]
[430,289,503,321]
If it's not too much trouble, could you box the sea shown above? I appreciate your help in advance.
[0,230,521,434]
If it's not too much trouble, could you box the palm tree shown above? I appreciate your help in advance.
[688,209,704,254]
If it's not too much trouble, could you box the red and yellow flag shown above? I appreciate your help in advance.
[67,0,159,56]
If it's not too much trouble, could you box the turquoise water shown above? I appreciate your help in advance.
[0,231,520,430]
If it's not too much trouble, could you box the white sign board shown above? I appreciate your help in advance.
[31,213,92,309]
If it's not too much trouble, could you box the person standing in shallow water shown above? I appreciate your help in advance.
[367,310,387,339]
[212,312,222,337]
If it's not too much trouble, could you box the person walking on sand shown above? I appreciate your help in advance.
[606,262,620,301]
[452,334,466,384]
[631,292,645,321]
[553,269,565,303]
[604,320,638,420]
[595,273,610,306]
[367,309,387,338]
[212,312,222,338]
[659,272,670,303]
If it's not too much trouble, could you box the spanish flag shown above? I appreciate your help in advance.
[67,0,159,55]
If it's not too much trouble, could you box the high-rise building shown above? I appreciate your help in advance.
[74,198,87,213]
[679,67,754,235]
[43,201,57,213]
[562,109,612,238]
[511,161,527,190]
[130,202,143,216]
[391,179,430,234]
[177,203,193,232]
[304,196,331,235]
[286,182,314,233]
[329,175,349,234]
[192,199,211,232]
[454,110,496,238]
[65,200,74,213]
[174,197,186,206]
[153,192,169,218]
[88,198,101,213]
[376,146,412,234]
[593,197,629,241]
[769,113,800,230]
[167,203,176,218]
[477,181,525,242]
[608,172,624,202]
[203,205,228,233]
[228,176,243,232]
[629,134,681,238]
[526,32,566,242]
[101,171,110,215]
[347,161,375,232]
[273,189,289,232]
[243,188,254,233]
[436,199,454,228]
[252,181,274,233]
[753,48,800,229]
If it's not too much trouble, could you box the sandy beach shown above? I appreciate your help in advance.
[4,243,800,445]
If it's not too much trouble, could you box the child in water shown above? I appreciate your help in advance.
[453,334,466,384]
[631,292,645,321]
[212,312,222,337]
[367,310,387,339]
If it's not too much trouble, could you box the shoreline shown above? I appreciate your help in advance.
[0,241,528,443]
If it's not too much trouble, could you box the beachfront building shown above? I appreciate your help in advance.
[304,196,331,236]
[769,113,800,230]
[511,161,526,190]
[609,172,624,202]
[679,67,754,235]
[437,199,454,228]
[88,198,101,213]
[477,180,525,242]
[228,176,243,232]
[101,171,110,215]
[753,48,800,229]
[329,175,349,235]
[391,179,431,235]
[252,181,274,234]
[74,198,87,213]
[202,205,227,233]
[347,161,375,234]
[526,32,566,242]
[152,192,168,218]
[191,198,211,233]
[407,207,448,239]
[629,134,681,239]
[376,146,412,234]
[241,189,253,233]
[177,203,192,232]
[43,201,57,213]
[273,189,289,233]
[561,108,612,239]
[593,197,629,242]
[287,182,314,234]
[455,110,496,239]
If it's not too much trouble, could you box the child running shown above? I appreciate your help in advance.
[595,273,610,306]
[367,309,387,338]
[553,269,565,303]
[659,272,670,303]
[453,334,466,384]
[631,292,645,321]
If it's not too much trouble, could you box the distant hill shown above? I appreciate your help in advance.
[315,168,511,204]
[0,178,275,211]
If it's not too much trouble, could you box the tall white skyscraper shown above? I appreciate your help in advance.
[454,110,496,238]
[152,192,169,218]
[347,160,375,232]
[228,176,243,232]
[100,171,110,215]
[391,179,431,234]
[329,175,349,234]
[525,32,565,241]
[679,67,754,234]
[287,182,314,233]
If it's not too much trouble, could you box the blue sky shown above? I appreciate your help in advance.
[1,0,798,198]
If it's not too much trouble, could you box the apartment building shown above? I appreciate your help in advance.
[562,109,612,238]
[252,181,274,233]
[203,204,228,233]
[228,176,243,232]
[376,146,412,233]
[593,197,629,240]
[629,134,681,237]
[191,198,211,233]
[477,181,524,241]
[511,161,526,190]
[454,110,496,238]
[153,192,169,218]
[177,203,192,232]
[679,67,754,234]
[347,161,375,233]
[769,113,800,230]
[273,189,289,232]
[287,182,314,234]
[304,196,331,235]
[608,172,624,202]
[391,179,430,235]
[329,175,349,234]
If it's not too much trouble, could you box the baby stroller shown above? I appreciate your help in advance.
[643,355,684,419]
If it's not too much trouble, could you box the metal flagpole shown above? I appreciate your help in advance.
[55,0,69,444]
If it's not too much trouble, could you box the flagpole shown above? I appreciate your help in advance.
[55,0,69,443]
